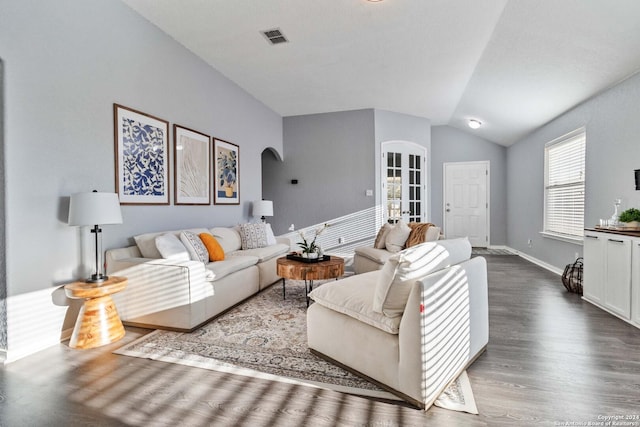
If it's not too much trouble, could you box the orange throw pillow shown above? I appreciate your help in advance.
[199,233,225,261]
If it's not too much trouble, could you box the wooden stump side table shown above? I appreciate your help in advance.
[276,256,344,306]
[64,276,127,349]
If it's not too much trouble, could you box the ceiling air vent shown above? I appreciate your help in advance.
[262,28,288,45]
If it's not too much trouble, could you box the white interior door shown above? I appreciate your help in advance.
[382,142,426,224]
[443,161,489,247]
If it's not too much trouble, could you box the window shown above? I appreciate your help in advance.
[544,128,586,240]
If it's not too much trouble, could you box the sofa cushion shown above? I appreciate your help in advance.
[229,243,289,263]
[134,228,209,259]
[180,231,209,263]
[210,227,242,253]
[239,223,269,249]
[354,246,395,265]
[154,233,190,261]
[205,255,259,281]
[374,223,392,249]
[309,272,401,334]
[374,237,472,317]
[385,221,411,253]
[265,223,277,246]
[199,233,225,261]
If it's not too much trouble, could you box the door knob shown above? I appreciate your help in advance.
[446,209,451,212]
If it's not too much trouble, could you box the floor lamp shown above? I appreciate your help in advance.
[68,191,123,283]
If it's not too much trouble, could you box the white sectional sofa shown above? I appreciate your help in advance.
[353,222,441,274]
[307,237,488,410]
[105,225,290,331]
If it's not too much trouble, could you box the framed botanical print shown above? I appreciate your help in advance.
[213,138,240,205]
[174,125,211,205]
[113,104,170,205]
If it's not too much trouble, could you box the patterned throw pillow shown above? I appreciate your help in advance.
[199,233,225,261]
[239,223,268,250]
[179,231,209,263]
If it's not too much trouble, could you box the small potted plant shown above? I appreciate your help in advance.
[618,207,640,229]
[297,223,329,258]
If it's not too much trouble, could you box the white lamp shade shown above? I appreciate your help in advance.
[253,200,273,218]
[68,192,123,226]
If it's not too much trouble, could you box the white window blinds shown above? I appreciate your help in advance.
[544,129,586,238]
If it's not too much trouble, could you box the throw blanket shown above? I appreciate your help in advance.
[406,222,436,247]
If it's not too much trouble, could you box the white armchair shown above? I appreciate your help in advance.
[307,238,489,409]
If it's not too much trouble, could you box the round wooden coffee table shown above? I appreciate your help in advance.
[276,256,345,306]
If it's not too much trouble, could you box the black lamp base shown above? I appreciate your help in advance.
[86,274,109,284]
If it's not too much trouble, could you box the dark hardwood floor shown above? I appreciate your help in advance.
[1,255,639,426]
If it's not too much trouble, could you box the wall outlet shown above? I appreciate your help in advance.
[338,237,345,244]
[365,189,373,197]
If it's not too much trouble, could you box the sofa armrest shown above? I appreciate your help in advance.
[276,236,292,250]
[398,256,488,408]
[109,257,213,321]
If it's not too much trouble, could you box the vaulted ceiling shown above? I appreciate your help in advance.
[121,0,640,146]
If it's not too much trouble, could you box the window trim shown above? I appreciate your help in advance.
[543,127,586,241]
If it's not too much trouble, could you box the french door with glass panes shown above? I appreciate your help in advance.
[382,141,426,224]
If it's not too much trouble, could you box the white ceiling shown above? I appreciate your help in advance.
[121,0,640,146]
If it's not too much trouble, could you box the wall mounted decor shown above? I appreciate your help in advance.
[113,104,169,205]
[213,138,240,205]
[174,125,211,205]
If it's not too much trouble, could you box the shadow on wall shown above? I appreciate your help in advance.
[1,58,7,351]
[279,205,385,258]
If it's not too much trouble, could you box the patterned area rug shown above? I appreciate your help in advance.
[115,279,478,413]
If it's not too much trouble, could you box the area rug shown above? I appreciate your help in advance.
[115,279,478,414]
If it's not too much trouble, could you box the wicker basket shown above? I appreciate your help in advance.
[562,257,583,295]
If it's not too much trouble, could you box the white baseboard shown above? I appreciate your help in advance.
[505,246,563,276]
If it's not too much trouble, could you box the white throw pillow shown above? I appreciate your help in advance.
[374,237,472,317]
[238,223,268,250]
[210,227,242,253]
[385,221,411,253]
[155,233,190,261]
[425,226,441,242]
[179,231,209,263]
[265,223,277,246]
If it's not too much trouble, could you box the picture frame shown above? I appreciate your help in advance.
[213,138,240,205]
[114,104,170,205]
[174,125,211,205]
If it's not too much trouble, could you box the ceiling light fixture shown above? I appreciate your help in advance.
[468,119,482,129]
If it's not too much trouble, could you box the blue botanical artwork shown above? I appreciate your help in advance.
[214,138,240,205]
[121,118,166,196]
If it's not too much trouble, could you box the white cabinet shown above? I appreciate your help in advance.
[583,232,605,304]
[604,237,631,318]
[582,229,639,328]
[632,241,640,325]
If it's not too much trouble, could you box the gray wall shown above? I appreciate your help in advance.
[263,109,432,238]
[507,71,640,269]
[264,109,376,235]
[0,59,6,350]
[0,0,282,360]
[431,126,507,245]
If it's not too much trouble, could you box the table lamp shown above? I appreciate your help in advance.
[68,190,123,283]
[253,200,273,223]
